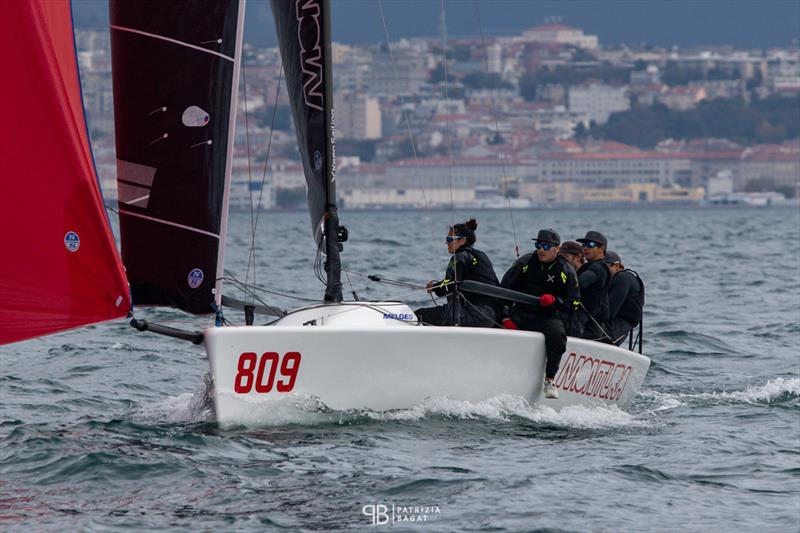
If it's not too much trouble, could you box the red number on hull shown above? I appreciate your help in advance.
[234,351,302,394]
[277,352,301,392]
[234,352,257,393]
[255,352,279,393]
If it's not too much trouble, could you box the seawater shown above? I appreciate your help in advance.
[1,207,798,531]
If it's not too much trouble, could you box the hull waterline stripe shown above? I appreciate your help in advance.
[119,209,220,239]
[110,25,235,62]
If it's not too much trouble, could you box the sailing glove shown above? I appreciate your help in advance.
[501,318,518,330]
[539,294,555,308]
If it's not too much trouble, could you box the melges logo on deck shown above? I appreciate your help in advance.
[553,352,633,401]
[383,313,415,321]
[234,352,301,394]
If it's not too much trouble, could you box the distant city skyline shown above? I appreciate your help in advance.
[73,0,800,49]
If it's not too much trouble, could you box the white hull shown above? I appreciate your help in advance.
[204,303,650,427]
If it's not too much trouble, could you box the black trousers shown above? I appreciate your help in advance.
[416,302,495,327]
[603,318,635,346]
[516,315,566,379]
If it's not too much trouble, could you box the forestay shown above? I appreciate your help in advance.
[109,0,245,314]
[0,0,131,345]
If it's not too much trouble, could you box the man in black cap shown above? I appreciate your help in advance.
[557,241,586,337]
[576,230,612,341]
[603,251,645,346]
[500,228,581,399]
[558,241,585,272]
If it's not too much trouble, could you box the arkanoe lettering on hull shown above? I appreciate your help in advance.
[554,352,633,401]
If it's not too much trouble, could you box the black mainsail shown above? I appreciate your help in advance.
[109,0,244,314]
[271,0,343,302]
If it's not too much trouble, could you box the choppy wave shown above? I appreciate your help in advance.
[140,376,798,430]
[141,390,648,431]
[365,394,647,429]
[639,377,800,410]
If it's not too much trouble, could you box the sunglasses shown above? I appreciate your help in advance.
[582,241,600,249]
[445,235,464,243]
[534,242,555,251]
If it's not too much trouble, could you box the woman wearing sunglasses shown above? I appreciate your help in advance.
[416,219,499,327]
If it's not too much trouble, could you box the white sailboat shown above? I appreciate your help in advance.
[1,0,650,428]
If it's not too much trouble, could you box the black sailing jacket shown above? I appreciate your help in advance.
[578,260,612,323]
[432,246,499,307]
[500,253,581,330]
[608,269,645,326]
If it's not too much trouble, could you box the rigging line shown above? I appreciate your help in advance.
[219,275,285,316]
[375,0,437,250]
[439,0,455,227]
[219,275,321,303]
[341,268,428,290]
[475,0,519,258]
[241,64,257,305]
[578,302,613,342]
[343,269,359,301]
[439,0,459,322]
[251,66,284,250]
[458,292,504,328]
[242,67,285,305]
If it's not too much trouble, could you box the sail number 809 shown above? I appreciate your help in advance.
[234,351,301,394]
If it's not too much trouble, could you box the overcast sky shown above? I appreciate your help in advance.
[73,0,800,49]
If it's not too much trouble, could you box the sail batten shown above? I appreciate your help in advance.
[109,24,236,62]
[109,0,244,314]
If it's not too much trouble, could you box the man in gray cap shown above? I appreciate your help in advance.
[500,228,581,399]
[558,241,585,272]
[603,251,645,346]
[576,230,612,340]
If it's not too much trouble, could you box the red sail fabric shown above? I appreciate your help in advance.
[0,1,131,345]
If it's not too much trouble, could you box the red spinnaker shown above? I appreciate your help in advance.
[0,1,131,345]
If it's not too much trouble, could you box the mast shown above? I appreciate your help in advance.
[216,1,247,310]
[321,0,343,303]
[271,0,343,302]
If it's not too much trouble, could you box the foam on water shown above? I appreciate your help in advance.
[142,387,648,431]
[135,374,215,424]
[639,377,799,410]
[367,394,647,429]
[142,376,798,429]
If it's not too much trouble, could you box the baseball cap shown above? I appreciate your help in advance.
[604,250,622,264]
[533,228,560,245]
[577,230,608,246]
[559,241,583,256]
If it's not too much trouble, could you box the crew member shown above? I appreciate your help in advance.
[501,228,580,399]
[416,219,499,327]
[558,241,585,272]
[576,230,612,341]
[603,251,645,346]
[557,240,586,337]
